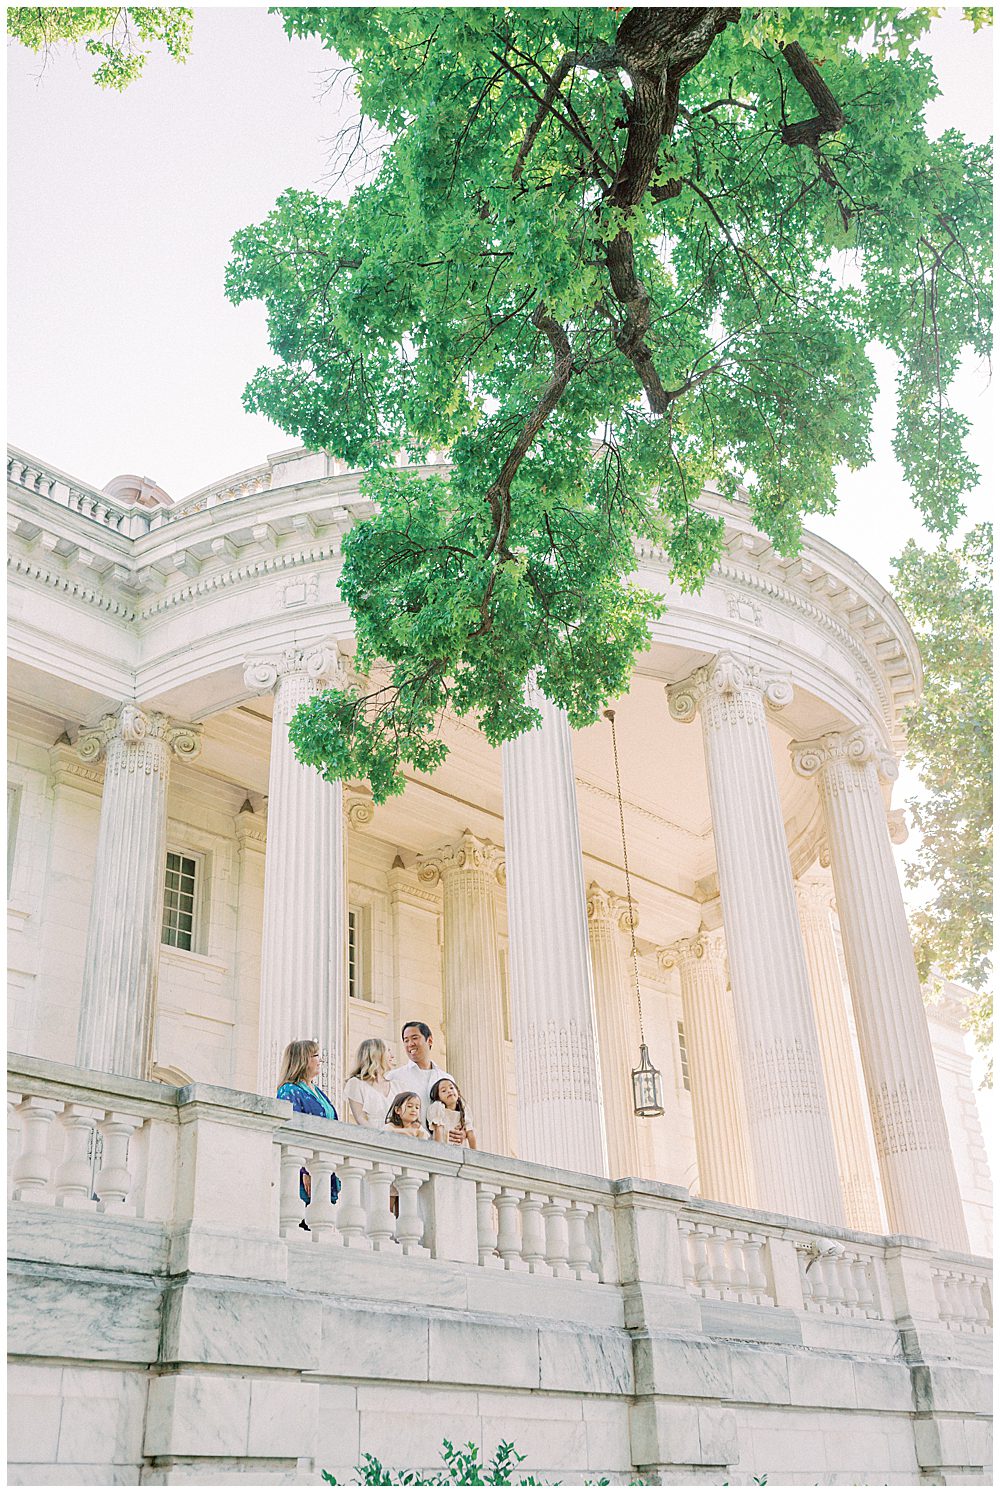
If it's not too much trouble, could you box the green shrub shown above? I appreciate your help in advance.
[320,1438,631,1486]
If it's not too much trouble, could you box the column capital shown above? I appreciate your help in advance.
[790,725,898,785]
[345,783,375,830]
[416,829,505,887]
[794,876,836,923]
[586,882,637,932]
[666,650,793,725]
[887,807,909,845]
[658,927,727,974]
[243,640,345,695]
[77,704,201,767]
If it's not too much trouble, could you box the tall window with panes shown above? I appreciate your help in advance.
[162,851,199,951]
[676,1020,691,1091]
[347,905,372,1001]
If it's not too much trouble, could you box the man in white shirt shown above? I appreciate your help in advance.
[387,1021,460,1136]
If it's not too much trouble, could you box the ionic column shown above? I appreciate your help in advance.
[417,832,510,1156]
[502,691,607,1175]
[659,930,755,1208]
[791,727,968,1250]
[244,644,347,1095]
[76,705,201,1078]
[586,885,644,1180]
[795,877,883,1233]
[667,653,843,1225]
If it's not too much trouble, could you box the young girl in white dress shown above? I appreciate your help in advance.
[427,1077,477,1149]
[343,1037,394,1127]
[384,1091,429,1139]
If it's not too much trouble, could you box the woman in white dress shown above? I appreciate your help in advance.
[343,1037,394,1127]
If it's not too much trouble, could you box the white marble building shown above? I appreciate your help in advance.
[6,444,993,1485]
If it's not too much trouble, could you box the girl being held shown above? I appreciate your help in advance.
[384,1091,429,1139]
[427,1077,477,1149]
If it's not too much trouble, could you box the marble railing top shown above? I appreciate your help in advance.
[281,1109,618,1201]
[8,1050,180,1113]
[8,1054,992,1274]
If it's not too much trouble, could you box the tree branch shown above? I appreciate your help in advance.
[778,41,846,148]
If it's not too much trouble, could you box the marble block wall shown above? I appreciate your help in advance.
[8,1222,994,1487]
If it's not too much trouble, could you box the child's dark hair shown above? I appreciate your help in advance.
[429,1077,466,1129]
[386,1091,420,1128]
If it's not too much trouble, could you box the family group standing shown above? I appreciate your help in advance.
[276,1021,478,1148]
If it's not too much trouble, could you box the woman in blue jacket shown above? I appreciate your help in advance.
[276,1039,341,1220]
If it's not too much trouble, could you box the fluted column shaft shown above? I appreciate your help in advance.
[796,878,883,1233]
[668,653,843,1225]
[76,705,201,1078]
[245,645,346,1095]
[586,885,644,1179]
[418,833,509,1155]
[792,727,968,1250]
[661,931,755,1208]
[502,691,607,1174]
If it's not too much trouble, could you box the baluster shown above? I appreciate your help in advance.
[55,1106,98,1210]
[852,1255,876,1316]
[839,1253,861,1310]
[518,1193,551,1275]
[305,1152,341,1242]
[566,1201,597,1282]
[937,1270,957,1325]
[395,1169,428,1256]
[677,1220,696,1288]
[365,1163,398,1252]
[813,1253,841,1312]
[967,1274,987,1330]
[7,1093,22,1199]
[954,1273,976,1329]
[495,1188,526,1271]
[12,1097,61,1201]
[542,1196,572,1279]
[279,1144,312,1237]
[337,1157,372,1248]
[976,1275,992,1329]
[95,1112,141,1215]
[799,1247,820,1309]
[726,1232,751,1294]
[744,1234,771,1303]
[475,1182,501,1268]
[705,1228,731,1298]
[684,1223,710,1290]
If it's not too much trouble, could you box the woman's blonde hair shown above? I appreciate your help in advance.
[278,1039,318,1088]
[349,1037,389,1083]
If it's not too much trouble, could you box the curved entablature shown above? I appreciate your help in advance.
[7,441,922,753]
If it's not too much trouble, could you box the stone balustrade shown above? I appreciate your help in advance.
[277,1111,610,1281]
[8,450,149,537]
[8,1051,992,1339]
[7,1052,994,1486]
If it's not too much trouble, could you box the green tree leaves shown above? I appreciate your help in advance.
[226,8,988,797]
[892,524,993,1080]
[7,7,192,88]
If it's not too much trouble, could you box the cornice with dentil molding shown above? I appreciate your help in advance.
[790,724,898,785]
[666,649,794,724]
[76,704,202,764]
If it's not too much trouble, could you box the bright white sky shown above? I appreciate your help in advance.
[6,6,994,1107]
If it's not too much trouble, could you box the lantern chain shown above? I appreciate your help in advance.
[604,708,645,1047]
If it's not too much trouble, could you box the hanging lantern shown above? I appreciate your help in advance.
[631,1042,664,1118]
[605,709,665,1119]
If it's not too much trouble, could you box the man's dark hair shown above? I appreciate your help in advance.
[401,1020,432,1041]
